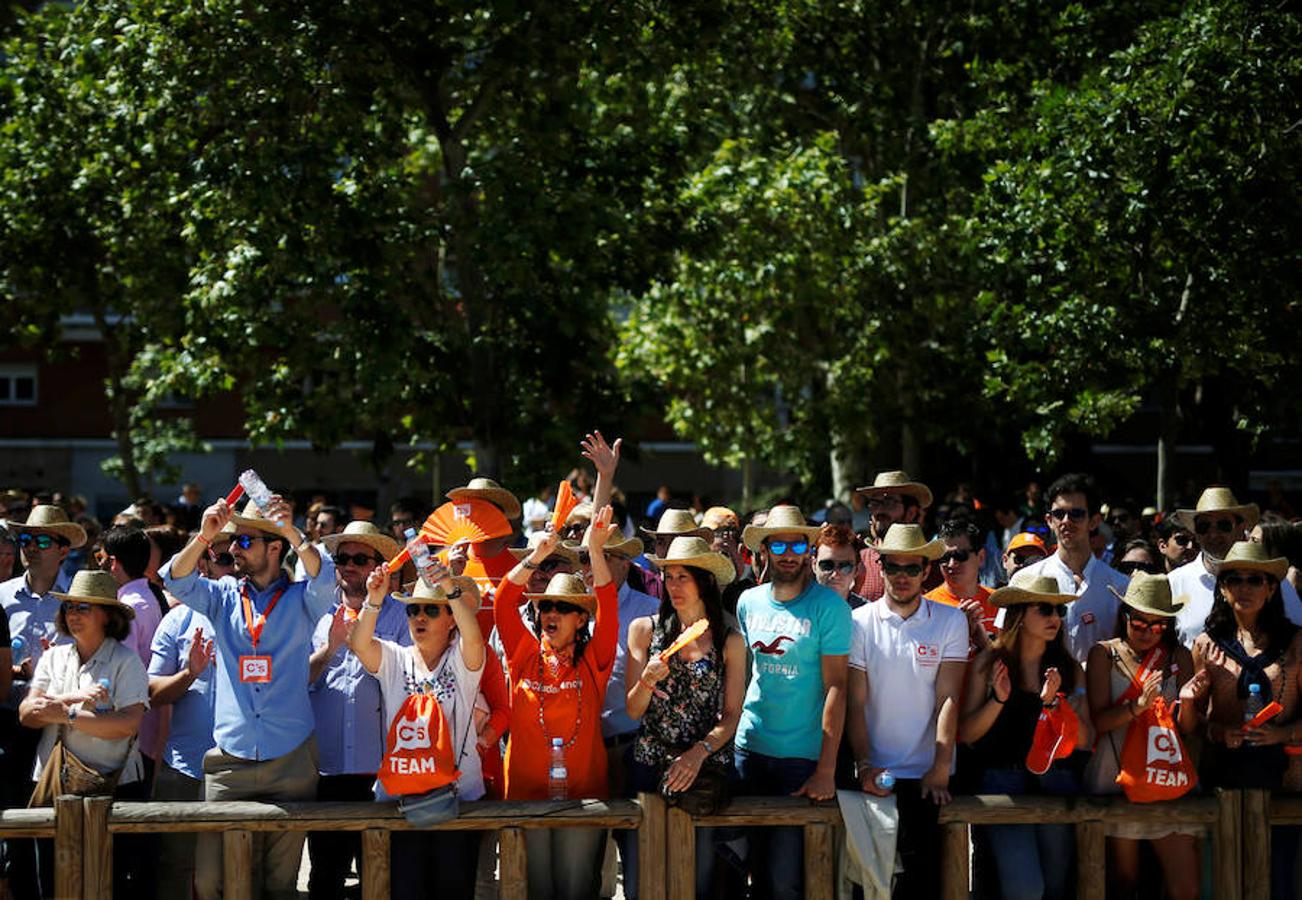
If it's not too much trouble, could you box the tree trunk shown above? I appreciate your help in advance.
[95,310,144,499]
[1155,386,1180,511]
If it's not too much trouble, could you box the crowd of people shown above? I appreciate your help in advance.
[1,436,1301,900]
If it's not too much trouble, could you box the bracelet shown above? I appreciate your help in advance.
[522,559,540,571]
[698,737,716,755]
[637,677,657,692]
[362,603,383,613]
[1042,699,1059,709]
[445,587,463,601]
[196,534,212,548]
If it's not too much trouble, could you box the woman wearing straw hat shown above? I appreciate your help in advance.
[622,536,746,899]
[348,558,484,900]
[19,570,149,895]
[495,505,622,900]
[959,572,1090,900]
[1084,574,1197,900]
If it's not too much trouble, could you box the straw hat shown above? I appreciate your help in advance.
[446,477,521,521]
[52,570,135,619]
[1107,572,1186,617]
[701,507,740,531]
[873,524,945,561]
[22,505,87,549]
[647,536,736,586]
[1212,541,1288,581]
[854,471,933,509]
[524,573,597,616]
[321,521,401,561]
[640,508,711,542]
[989,571,1077,609]
[565,501,594,527]
[511,532,581,567]
[393,575,482,612]
[1007,532,1048,554]
[1172,487,1259,533]
[228,500,288,537]
[741,504,820,552]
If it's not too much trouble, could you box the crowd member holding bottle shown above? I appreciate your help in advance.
[496,506,620,900]
[348,558,485,900]
[1085,574,1198,900]
[959,572,1091,900]
[847,524,968,900]
[623,535,746,899]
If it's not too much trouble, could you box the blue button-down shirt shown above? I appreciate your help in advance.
[309,594,411,776]
[602,582,661,738]
[147,605,218,779]
[161,556,336,761]
[0,571,73,710]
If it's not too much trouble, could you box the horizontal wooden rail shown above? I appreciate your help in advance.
[937,793,1221,825]
[1269,793,1302,825]
[0,806,57,839]
[691,795,841,827]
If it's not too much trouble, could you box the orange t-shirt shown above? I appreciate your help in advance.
[495,578,618,800]
[924,583,997,634]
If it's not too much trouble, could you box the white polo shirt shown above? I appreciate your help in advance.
[848,598,968,778]
[1018,553,1128,664]
[1172,553,1302,649]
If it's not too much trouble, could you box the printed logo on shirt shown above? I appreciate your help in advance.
[394,712,432,752]
[751,636,795,656]
[915,643,940,666]
[756,659,801,678]
[521,678,582,694]
[747,611,812,637]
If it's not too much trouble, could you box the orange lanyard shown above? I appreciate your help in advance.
[240,584,285,651]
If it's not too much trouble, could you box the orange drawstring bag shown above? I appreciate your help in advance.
[379,683,472,824]
[1113,648,1197,802]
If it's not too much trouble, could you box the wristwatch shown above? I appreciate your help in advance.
[698,737,716,754]
[67,706,78,723]
[521,559,540,571]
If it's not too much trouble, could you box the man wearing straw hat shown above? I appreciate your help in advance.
[305,521,410,900]
[847,523,968,899]
[161,494,336,900]
[736,504,851,900]
[853,470,940,601]
[1170,486,1302,648]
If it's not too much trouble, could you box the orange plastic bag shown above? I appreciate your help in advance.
[378,691,461,797]
[1115,696,1196,802]
[1025,694,1078,775]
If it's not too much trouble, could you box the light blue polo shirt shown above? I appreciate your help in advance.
[0,571,73,709]
[148,605,218,779]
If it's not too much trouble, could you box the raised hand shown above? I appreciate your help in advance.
[366,563,390,604]
[446,541,470,577]
[187,627,216,675]
[326,604,352,653]
[585,505,619,552]
[201,500,233,542]
[1040,667,1062,705]
[580,431,622,478]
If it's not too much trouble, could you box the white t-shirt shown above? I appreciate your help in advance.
[1172,553,1302,649]
[1017,553,1129,664]
[372,637,485,801]
[848,598,968,778]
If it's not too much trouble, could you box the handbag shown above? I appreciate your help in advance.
[29,727,136,808]
[660,752,731,817]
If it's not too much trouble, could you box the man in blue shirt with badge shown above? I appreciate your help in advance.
[163,493,336,900]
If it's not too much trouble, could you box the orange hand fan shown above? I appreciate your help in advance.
[659,619,709,662]
[551,481,579,533]
[388,499,513,568]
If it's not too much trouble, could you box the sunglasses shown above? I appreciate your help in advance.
[1125,611,1168,633]
[540,557,570,573]
[1047,507,1088,522]
[1010,551,1044,566]
[1195,518,1237,536]
[208,550,235,567]
[1033,602,1069,619]
[939,549,972,565]
[333,552,383,568]
[536,599,585,615]
[405,603,444,618]
[866,495,904,511]
[231,534,277,550]
[18,533,68,550]
[767,540,809,556]
[816,560,856,575]
[1223,573,1270,588]
[1115,561,1163,576]
[713,528,739,542]
[61,601,94,614]
[1172,533,1196,547]
[881,561,926,577]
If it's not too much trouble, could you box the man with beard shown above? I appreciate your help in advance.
[736,505,851,900]
[853,471,940,600]
[1171,486,1302,647]
[162,496,335,900]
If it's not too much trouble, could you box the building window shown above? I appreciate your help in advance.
[0,366,37,406]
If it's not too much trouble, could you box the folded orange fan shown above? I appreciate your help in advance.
[388,499,514,568]
[660,619,709,662]
[551,480,579,533]
[1243,701,1283,731]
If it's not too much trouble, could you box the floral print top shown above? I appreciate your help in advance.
[634,618,732,770]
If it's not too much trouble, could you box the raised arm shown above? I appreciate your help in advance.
[496,532,561,655]
[348,565,389,674]
[447,574,485,674]
[585,506,622,670]
[624,616,659,720]
[581,431,622,519]
[150,626,215,707]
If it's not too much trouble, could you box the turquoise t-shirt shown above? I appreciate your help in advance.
[735,580,852,760]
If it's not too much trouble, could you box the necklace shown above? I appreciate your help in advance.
[536,647,583,750]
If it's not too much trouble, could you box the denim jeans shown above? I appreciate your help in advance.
[623,754,724,899]
[975,767,1076,900]
[735,747,818,900]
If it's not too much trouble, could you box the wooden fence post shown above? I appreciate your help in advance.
[498,827,528,900]
[667,806,696,900]
[1215,789,1243,900]
[803,822,834,900]
[81,796,113,900]
[53,794,83,900]
[1241,789,1270,900]
[222,829,253,900]
[941,821,969,900]
[1075,819,1105,900]
[361,828,390,900]
[637,792,667,900]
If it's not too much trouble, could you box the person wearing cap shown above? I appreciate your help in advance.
[349,558,485,899]
[959,571,1090,900]
[925,518,998,647]
[735,504,851,900]
[1002,532,1048,585]
[305,522,410,900]
[1083,574,1198,900]
[1171,486,1302,648]
[19,570,150,895]
[704,506,752,613]
[853,470,940,601]
[161,493,335,900]
[623,535,746,899]
[495,509,620,899]
[1016,473,1129,663]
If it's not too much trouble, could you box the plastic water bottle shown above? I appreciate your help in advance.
[237,469,283,525]
[1243,682,1264,724]
[405,528,441,588]
[10,635,25,661]
[548,738,568,800]
[95,677,112,713]
[874,770,896,791]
